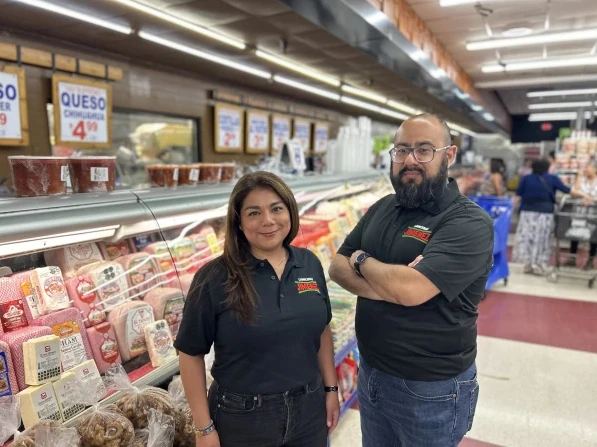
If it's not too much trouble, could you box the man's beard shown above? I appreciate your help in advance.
[391,156,449,208]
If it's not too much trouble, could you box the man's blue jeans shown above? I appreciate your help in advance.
[359,358,479,447]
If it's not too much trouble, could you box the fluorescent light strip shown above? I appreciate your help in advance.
[528,101,594,110]
[15,0,132,34]
[273,75,340,100]
[483,113,495,121]
[341,96,381,112]
[527,88,597,98]
[341,85,387,103]
[447,121,476,136]
[468,28,597,51]
[138,32,271,79]
[528,112,593,122]
[387,100,421,115]
[483,56,597,73]
[450,130,461,136]
[115,0,245,49]
[471,104,484,112]
[379,108,409,121]
[476,74,597,89]
[256,50,340,87]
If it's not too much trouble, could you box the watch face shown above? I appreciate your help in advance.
[356,253,369,264]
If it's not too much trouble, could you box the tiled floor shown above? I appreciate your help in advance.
[330,264,597,447]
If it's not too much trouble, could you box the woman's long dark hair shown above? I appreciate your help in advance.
[192,171,300,325]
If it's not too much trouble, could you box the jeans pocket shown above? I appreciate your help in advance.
[307,376,323,394]
[218,390,257,414]
[467,382,479,432]
[401,378,457,402]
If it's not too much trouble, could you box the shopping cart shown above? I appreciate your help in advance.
[548,197,597,288]
[469,195,514,290]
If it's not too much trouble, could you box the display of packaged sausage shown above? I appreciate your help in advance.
[115,253,159,299]
[171,238,197,275]
[44,243,104,280]
[219,162,235,183]
[32,308,93,372]
[8,156,69,197]
[0,277,28,333]
[29,267,70,316]
[143,288,184,339]
[64,274,106,328]
[0,326,54,390]
[178,165,200,186]
[142,242,177,285]
[10,271,41,324]
[85,322,122,374]
[0,340,19,396]
[77,262,129,311]
[147,165,179,187]
[144,320,177,368]
[108,302,155,362]
[99,241,131,261]
[68,156,116,193]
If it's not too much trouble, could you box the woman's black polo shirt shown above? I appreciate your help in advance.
[174,246,332,394]
[337,179,494,381]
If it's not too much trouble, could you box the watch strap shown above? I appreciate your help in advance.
[324,386,339,392]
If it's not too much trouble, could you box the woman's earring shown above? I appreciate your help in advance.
[239,225,242,231]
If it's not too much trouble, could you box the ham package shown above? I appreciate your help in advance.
[108,301,155,362]
[65,274,106,328]
[170,238,197,275]
[86,322,122,374]
[78,262,129,311]
[143,288,185,338]
[10,271,42,324]
[115,253,159,299]
[0,277,28,333]
[99,241,131,261]
[1,326,54,390]
[0,340,19,396]
[33,308,93,372]
[29,267,71,316]
[44,243,103,279]
[143,242,177,284]
[178,274,194,296]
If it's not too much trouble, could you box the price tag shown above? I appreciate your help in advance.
[0,69,27,144]
[173,168,179,181]
[247,110,269,153]
[61,166,69,182]
[215,104,243,152]
[90,167,109,182]
[189,169,199,182]
[272,115,291,153]
[293,119,312,153]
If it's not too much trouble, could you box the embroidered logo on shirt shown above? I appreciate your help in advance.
[295,279,320,294]
[402,226,432,244]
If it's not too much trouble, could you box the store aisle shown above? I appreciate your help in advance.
[331,264,597,447]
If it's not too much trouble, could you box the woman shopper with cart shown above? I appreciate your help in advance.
[566,163,597,269]
[513,158,593,275]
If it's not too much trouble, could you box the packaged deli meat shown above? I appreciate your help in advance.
[115,253,159,299]
[10,271,41,325]
[32,308,93,372]
[44,243,104,280]
[9,156,69,197]
[143,320,176,368]
[178,274,194,296]
[143,288,184,339]
[65,275,107,328]
[77,262,129,311]
[108,302,155,362]
[16,382,62,429]
[99,242,131,262]
[68,156,116,193]
[86,322,122,374]
[0,277,28,333]
[23,334,61,386]
[0,326,53,390]
[0,340,19,396]
[29,267,70,316]
[142,242,177,285]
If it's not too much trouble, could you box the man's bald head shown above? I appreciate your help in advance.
[396,114,453,147]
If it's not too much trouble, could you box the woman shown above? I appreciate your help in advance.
[567,163,597,269]
[478,158,506,196]
[174,171,340,447]
[513,158,593,275]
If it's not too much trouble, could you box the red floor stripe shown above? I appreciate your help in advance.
[460,438,501,447]
[479,291,597,353]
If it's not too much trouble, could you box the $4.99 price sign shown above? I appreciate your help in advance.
[0,67,28,146]
[52,75,112,147]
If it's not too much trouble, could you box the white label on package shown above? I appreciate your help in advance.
[90,167,109,182]
[0,72,22,140]
[173,168,179,181]
[189,169,199,182]
[52,321,87,371]
[126,306,153,357]
[33,339,61,383]
[32,387,61,421]
[61,165,69,182]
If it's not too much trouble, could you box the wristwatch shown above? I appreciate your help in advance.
[325,386,339,392]
[354,252,371,278]
[192,420,216,437]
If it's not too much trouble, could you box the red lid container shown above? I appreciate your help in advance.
[147,165,179,187]
[9,156,69,197]
[68,156,116,193]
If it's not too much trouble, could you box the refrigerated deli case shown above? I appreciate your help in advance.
[0,171,382,440]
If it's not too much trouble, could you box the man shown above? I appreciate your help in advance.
[329,114,494,447]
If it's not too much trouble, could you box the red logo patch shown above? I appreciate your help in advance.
[295,280,320,294]
[402,227,431,244]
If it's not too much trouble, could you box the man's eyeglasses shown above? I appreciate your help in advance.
[389,144,451,163]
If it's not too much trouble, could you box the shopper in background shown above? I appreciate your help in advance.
[548,150,557,174]
[513,158,592,275]
[479,158,507,196]
[175,171,339,447]
[567,163,597,269]
[518,158,533,178]
[329,114,493,447]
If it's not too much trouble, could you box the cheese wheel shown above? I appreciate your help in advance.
[0,340,18,396]
[108,301,155,362]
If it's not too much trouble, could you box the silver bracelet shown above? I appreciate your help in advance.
[192,420,215,437]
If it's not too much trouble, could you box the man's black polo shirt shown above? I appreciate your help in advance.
[337,179,494,381]
[174,246,331,394]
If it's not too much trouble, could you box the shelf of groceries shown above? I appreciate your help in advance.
[0,170,385,447]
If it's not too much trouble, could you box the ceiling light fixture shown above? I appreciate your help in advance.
[387,100,421,115]
[15,0,132,34]
[138,32,271,79]
[468,28,597,51]
[471,104,484,112]
[447,122,476,136]
[115,0,245,49]
[528,101,594,110]
[341,96,381,112]
[527,88,597,98]
[341,85,387,103]
[273,76,340,101]
[450,130,461,136]
[483,112,496,121]
[482,56,597,73]
[528,112,593,122]
[379,108,410,121]
[475,74,597,89]
[255,50,340,87]
[502,26,533,38]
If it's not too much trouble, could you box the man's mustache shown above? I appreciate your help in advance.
[400,167,425,175]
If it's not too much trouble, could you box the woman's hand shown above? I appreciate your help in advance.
[196,430,221,447]
[325,391,340,435]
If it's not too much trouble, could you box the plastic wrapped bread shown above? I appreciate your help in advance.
[32,308,93,372]
[64,274,106,328]
[0,340,19,396]
[77,262,129,310]
[143,288,184,339]
[29,267,70,315]
[108,302,155,362]
[0,277,28,333]
[10,271,41,324]
[0,326,53,390]
[44,243,103,280]
[86,322,122,374]
[115,253,159,299]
